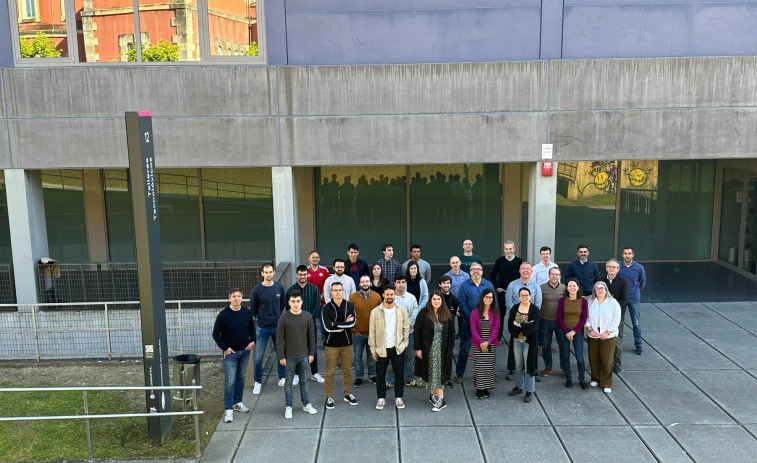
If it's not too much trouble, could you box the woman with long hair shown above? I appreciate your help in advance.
[507,287,540,403]
[556,278,589,389]
[406,261,429,308]
[414,290,456,411]
[470,288,500,399]
[370,262,388,296]
[585,281,621,393]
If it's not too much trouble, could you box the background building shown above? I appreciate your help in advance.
[1,0,756,306]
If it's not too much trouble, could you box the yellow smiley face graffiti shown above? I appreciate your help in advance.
[594,171,609,190]
[628,168,647,187]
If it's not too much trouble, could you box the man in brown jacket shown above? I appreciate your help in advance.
[350,275,382,388]
[369,284,410,410]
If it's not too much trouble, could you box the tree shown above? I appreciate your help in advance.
[20,32,62,58]
[127,39,180,62]
[246,41,259,56]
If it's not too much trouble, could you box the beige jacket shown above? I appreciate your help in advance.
[368,303,410,357]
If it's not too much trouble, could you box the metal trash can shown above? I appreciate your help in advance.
[172,354,201,402]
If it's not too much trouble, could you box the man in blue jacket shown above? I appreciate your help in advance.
[250,262,287,395]
[565,244,600,295]
[455,263,495,383]
[619,247,647,355]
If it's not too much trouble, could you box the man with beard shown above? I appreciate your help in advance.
[455,263,495,383]
[322,282,358,409]
[369,284,410,410]
[350,275,382,387]
[324,258,356,303]
[286,265,325,383]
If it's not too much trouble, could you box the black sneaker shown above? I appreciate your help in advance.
[482,389,491,398]
[432,398,447,412]
[455,374,463,384]
[475,390,484,399]
[565,379,573,388]
[579,380,589,390]
[428,394,438,405]
[325,397,335,409]
[368,376,377,384]
[524,392,533,403]
[508,386,524,396]
[344,394,358,405]
[444,380,453,388]
[354,378,363,388]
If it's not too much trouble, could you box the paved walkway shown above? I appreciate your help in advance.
[199,301,757,463]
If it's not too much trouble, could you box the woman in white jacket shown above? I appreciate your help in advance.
[585,281,621,393]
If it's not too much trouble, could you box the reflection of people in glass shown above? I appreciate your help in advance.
[39,257,60,304]
[321,175,339,217]
[339,176,355,215]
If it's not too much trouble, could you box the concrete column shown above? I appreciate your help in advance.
[5,169,49,307]
[272,166,299,283]
[527,162,558,264]
[82,169,109,262]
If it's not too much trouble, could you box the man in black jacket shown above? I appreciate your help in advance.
[322,281,358,409]
[603,259,629,373]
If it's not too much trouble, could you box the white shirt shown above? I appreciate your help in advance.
[532,261,559,286]
[585,297,621,338]
[323,274,356,303]
[382,307,396,348]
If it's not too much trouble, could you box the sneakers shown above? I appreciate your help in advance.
[303,403,318,415]
[445,380,453,388]
[284,406,292,419]
[541,368,552,377]
[524,392,533,403]
[292,375,299,386]
[580,380,589,390]
[482,389,491,398]
[252,382,262,395]
[455,374,463,384]
[325,397,335,409]
[386,382,395,388]
[395,397,405,409]
[232,402,249,413]
[223,409,233,423]
[376,398,386,410]
[310,373,325,383]
[508,386,524,396]
[354,378,363,388]
[368,376,377,384]
[590,381,599,387]
[344,394,358,405]
[604,387,612,394]
[405,379,417,387]
[428,394,438,405]
[565,379,573,388]
[277,378,285,387]
[475,390,484,399]
[432,398,447,412]
[636,346,643,355]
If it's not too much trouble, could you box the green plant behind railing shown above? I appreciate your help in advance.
[20,32,62,58]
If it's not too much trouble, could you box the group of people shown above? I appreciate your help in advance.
[212,240,646,421]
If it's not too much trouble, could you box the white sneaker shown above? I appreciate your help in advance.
[232,402,249,413]
[278,378,285,387]
[223,410,233,423]
[252,382,262,394]
[603,388,612,394]
[590,381,598,387]
[310,373,325,383]
[395,397,405,409]
[293,375,300,386]
[376,398,386,410]
[284,406,292,419]
[303,403,318,415]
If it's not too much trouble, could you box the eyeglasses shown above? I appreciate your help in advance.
[470,268,483,272]
[483,295,494,300]
[519,294,531,298]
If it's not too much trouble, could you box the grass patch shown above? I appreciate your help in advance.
[0,383,216,462]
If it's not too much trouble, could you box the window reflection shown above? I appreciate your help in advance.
[17,0,68,58]
[208,0,258,56]
[41,170,88,262]
[80,0,136,62]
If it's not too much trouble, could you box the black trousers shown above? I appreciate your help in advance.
[376,347,405,399]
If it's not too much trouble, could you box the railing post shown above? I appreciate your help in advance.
[192,379,201,457]
[31,304,40,362]
[83,390,93,461]
[178,301,184,354]
[104,303,112,360]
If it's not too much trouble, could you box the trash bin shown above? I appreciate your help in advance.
[173,354,201,402]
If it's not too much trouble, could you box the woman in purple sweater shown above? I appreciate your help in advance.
[470,288,500,399]
[556,278,589,390]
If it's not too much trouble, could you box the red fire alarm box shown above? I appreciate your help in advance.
[541,161,553,176]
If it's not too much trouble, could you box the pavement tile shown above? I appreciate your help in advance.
[633,426,693,463]
[622,371,734,425]
[198,430,243,463]
[536,376,626,426]
[604,379,658,425]
[667,425,757,463]
[703,302,757,334]
[400,426,484,463]
[397,379,473,427]
[318,427,398,463]
[642,330,738,370]
[233,429,319,463]
[637,304,687,332]
[556,425,656,463]
[656,303,739,331]
[684,370,757,424]
[246,377,324,430]
[478,426,569,462]
[694,329,757,369]
[465,375,550,426]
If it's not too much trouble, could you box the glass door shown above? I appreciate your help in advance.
[718,169,757,273]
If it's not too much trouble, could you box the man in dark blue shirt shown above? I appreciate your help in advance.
[250,262,286,394]
[565,244,600,296]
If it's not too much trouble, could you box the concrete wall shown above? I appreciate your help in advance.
[0,56,756,169]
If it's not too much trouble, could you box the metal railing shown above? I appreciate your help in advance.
[0,299,232,361]
[0,385,203,460]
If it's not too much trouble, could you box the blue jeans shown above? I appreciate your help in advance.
[254,325,287,383]
[540,319,562,370]
[223,349,251,409]
[284,356,311,407]
[513,341,535,392]
[627,301,642,347]
[353,334,376,378]
[456,319,472,376]
[556,330,586,381]
[387,333,415,383]
[312,312,326,345]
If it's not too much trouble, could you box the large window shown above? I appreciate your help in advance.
[0,172,12,264]
[13,0,263,63]
[41,169,88,262]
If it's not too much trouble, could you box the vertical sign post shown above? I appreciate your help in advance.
[125,111,172,444]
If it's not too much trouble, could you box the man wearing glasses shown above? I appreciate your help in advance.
[603,259,628,373]
[455,263,495,383]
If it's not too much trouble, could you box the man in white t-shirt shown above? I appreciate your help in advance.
[369,284,410,411]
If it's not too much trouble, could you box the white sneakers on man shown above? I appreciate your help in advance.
[223,410,233,423]
[303,403,318,415]
[376,398,386,410]
[278,378,285,387]
[293,375,300,386]
[232,402,249,413]
[284,407,293,419]
[310,373,325,383]
[252,382,262,394]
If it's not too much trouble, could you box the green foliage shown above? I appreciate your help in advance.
[245,41,259,56]
[19,32,62,58]
[127,39,180,62]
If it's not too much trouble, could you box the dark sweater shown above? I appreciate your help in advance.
[347,258,370,288]
[212,306,256,351]
[275,310,315,359]
[321,299,356,347]
[250,282,285,328]
[490,256,523,290]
